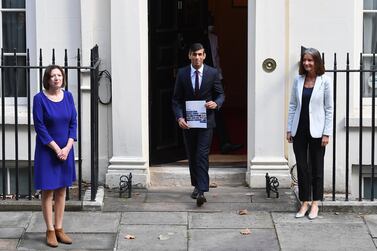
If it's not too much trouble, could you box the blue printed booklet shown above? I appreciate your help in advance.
[185,100,207,128]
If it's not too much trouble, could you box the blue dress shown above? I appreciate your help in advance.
[33,90,77,190]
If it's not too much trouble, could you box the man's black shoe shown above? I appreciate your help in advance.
[196,194,207,207]
[191,188,199,199]
[220,143,243,154]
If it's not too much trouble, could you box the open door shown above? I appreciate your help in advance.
[149,0,208,165]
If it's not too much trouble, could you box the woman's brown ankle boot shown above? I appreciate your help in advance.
[55,228,72,244]
[46,230,58,247]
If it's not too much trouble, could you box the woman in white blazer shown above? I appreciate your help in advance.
[287,48,333,219]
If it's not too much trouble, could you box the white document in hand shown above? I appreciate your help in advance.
[185,100,207,128]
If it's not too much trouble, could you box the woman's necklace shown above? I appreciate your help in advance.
[45,89,63,102]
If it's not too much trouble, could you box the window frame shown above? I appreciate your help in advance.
[0,5,27,103]
[361,3,377,100]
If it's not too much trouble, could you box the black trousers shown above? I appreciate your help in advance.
[293,127,325,201]
[183,128,213,193]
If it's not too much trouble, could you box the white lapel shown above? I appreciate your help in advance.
[311,75,323,99]
[297,75,305,105]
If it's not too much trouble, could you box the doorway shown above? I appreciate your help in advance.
[148,0,247,166]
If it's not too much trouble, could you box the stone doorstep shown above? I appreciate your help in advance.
[293,185,377,213]
[0,186,105,212]
[150,166,247,187]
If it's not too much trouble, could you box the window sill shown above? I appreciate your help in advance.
[0,106,33,125]
[349,117,376,128]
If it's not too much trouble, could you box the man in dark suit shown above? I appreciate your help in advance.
[172,43,225,207]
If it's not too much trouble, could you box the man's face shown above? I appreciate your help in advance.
[189,49,206,69]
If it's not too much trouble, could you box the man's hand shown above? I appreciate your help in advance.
[178,118,189,129]
[205,101,217,110]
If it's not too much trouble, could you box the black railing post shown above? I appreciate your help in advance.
[1,49,5,199]
[64,49,68,91]
[13,48,19,200]
[332,53,337,201]
[52,48,55,65]
[359,53,363,201]
[39,49,43,91]
[345,53,350,201]
[77,48,82,200]
[26,49,32,200]
[90,45,99,201]
[371,53,376,201]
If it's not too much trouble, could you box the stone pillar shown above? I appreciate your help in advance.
[247,0,290,188]
[106,0,149,188]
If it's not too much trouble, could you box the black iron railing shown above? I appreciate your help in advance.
[326,53,377,201]
[0,45,100,201]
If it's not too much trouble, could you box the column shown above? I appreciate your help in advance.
[105,0,149,188]
[247,0,290,188]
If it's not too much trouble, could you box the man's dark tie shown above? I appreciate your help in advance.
[195,70,200,98]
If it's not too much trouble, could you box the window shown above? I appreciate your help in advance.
[363,0,377,97]
[0,0,26,98]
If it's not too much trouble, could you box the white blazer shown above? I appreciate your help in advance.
[287,74,333,138]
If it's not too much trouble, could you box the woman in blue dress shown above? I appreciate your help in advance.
[33,65,77,247]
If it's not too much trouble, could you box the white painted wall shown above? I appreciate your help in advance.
[79,0,111,184]
[287,0,376,197]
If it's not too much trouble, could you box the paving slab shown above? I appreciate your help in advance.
[364,215,377,238]
[273,212,375,251]
[117,225,187,251]
[18,233,116,250]
[121,212,187,225]
[145,190,252,203]
[0,212,32,227]
[189,212,274,229]
[0,228,24,238]
[110,201,296,213]
[272,212,364,224]
[277,223,375,251]
[0,239,18,250]
[188,229,279,251]
[26,212,121,233]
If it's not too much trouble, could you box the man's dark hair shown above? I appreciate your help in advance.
[189,43,205,53]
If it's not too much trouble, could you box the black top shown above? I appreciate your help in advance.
[298,87,313,132]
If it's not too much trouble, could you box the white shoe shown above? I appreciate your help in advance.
[308,206,319,219]
[295,206,308,218]
[295,211,306,218]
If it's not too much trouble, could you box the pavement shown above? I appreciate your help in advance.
[1,186,377,250]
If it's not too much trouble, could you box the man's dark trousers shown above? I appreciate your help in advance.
[183,128,213,192]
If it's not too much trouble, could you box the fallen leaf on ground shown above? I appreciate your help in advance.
[238,209,248,215]
[240,228,251,235]
[125,234,136,239]
[209,182,218,188]
[158,234,170,240]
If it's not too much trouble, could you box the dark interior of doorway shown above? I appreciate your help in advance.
[207,0,247,158]
[148,0,247,165]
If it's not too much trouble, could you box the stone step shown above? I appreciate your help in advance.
[149,166,247,187]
